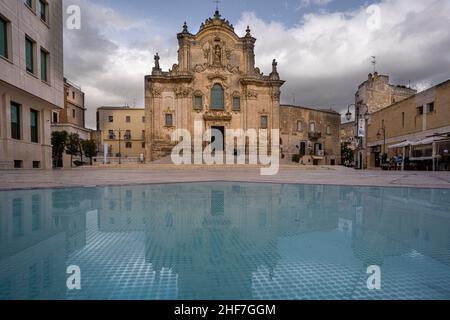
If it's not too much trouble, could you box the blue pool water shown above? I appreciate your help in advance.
[1,182,450,300]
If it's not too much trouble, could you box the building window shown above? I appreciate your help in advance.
[326,125,331,135]
[232,97,241,111]
[72,109,76,118]
[297,120,302,131]
[32,161,41,169]
[211,84,224,110]
[309,122,316,133]
[125,130,131,140]
[402,112,405,128]
[24,0,33,9]
[108,116,113,123]
[299,142,306,156]
[52,112,58,123]
[142,116,146,123]
[25,37,35,74]
[72,91,75,99]
[125,142,132,149]
[11,102,21,140]
[39,0,47,22]
[427,102,435,113]
[30,109,39,143]
[165,114,173,127]
[417,106,424,115]
[141,142,145,149]
[126,116,131,123]
[108,130,114,140]
[14,160,23,169]
[0,16,8,59]
[194,95,203,110]
[260,116,268,129]
[40,49,48,82]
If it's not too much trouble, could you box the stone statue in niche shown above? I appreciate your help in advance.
[213,45,222,65]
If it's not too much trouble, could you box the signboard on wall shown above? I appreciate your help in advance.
[358,119,366,138]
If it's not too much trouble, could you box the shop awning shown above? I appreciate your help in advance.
[411,136,446,146]
[388,141,412,149]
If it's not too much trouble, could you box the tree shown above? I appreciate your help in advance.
[341,142,354,166]
[81,139,98,165]
[51,131,68,168]
[66,133,81,167]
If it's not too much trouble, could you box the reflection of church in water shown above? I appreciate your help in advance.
[2,183,450,299]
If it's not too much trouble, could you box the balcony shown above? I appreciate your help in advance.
[308,131,322,140]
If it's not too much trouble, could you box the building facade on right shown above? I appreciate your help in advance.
[353,73,417,169]
[367,79,450,171]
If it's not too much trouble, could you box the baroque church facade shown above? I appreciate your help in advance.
[144,10,284,161]
[145,10,341,164]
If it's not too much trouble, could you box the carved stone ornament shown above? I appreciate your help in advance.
[151,87,162,97]
[175,86,191,98]
[203,110,233,122]
[246,89,258,99]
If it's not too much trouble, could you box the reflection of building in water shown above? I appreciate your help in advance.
[51,188,95,254]
[358,187,450,266]
[0,191,65,299]
[0,189,93,299]
[142,183,281,299]
[2,183,450,299]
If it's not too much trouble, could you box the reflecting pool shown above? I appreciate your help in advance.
[1,183,450,300]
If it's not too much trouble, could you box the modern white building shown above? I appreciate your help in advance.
[0,0,64,169]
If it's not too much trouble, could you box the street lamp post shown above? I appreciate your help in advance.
[377,122,386,155]
[344,103,369,169]
[377,122,386,168]
[113,129,124,165]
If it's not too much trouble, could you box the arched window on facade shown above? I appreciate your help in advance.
[211,84,224,110]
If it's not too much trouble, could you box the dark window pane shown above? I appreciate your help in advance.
[40,49,47,81]
[261,116,268,129]
[26,38,34,73]
[11,103,21,140]
[165,114,173,126]
[233,97,240,110]
[194,96,203,110]
[30,109,39,143]
[211,84,224,110]
[0,17,7,58]
[39,0,46,21]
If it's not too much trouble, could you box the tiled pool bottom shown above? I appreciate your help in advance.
[1,182,450,300]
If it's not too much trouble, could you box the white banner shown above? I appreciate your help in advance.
[358,119,366,138]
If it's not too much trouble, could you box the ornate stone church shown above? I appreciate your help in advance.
[145,10,341,164]
[144,10,284,160]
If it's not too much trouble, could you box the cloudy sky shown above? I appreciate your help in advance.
[63,0,450,128]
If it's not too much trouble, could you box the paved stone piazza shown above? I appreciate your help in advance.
[1,165,449,191]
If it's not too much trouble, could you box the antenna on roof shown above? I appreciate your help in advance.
[371,56,377,73]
